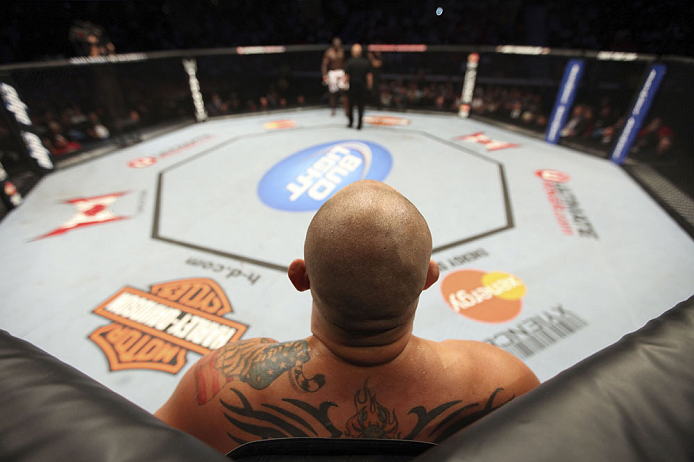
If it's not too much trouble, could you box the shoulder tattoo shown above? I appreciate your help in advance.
[220,379,513,445]
[194,338,325,405]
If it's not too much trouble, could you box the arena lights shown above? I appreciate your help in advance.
[496,45,551,55]
[436,7,443,15]
[235,46,286,55]
[367,44,428,52]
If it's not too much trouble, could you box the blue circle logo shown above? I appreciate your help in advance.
[258,140,392,212]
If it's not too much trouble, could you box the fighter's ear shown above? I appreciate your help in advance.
[423,259,440,291]
[288,259,311,292]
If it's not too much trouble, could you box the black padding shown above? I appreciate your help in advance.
[228,437,434,461]
[414,295,694,462]
[0,329,229,462]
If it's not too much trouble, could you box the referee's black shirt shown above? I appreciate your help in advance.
[345,56,372,89]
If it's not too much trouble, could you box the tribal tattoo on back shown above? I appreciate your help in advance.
[195,338,326,405]
[219,379,513,446]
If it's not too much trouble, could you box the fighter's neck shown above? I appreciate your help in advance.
[310,307,415,366]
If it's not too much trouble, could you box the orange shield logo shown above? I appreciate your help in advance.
[89,278,248,374]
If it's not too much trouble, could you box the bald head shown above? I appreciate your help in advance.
[351,43,363,57]
[303,180,433,332]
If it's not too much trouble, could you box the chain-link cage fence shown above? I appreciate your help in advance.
[0,47,692,234]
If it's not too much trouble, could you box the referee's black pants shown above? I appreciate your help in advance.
[348,85,366,128]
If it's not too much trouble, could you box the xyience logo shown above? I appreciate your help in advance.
[258,140,392,212]
[89,278,248,374]
[441,269,526,323]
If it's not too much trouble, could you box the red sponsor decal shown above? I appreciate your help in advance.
[455,132,519,151]
[364,116,411,126]
[128,157,157,168]
[127,134,215,168]
[35,192,130,240]
[264,120,297,130]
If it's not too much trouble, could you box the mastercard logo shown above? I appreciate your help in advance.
[264,120,297,130]
[441,269,526,323]
[364,116,411,126]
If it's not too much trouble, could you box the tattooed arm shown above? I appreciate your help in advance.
[155,337,327,452]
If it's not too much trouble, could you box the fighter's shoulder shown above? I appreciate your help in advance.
[440,339,539,390]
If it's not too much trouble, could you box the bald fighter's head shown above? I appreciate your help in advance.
[289,180,438,338]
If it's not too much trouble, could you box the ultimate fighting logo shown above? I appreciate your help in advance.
[536,169,599,239]
[455,132,519,151]
[89,278,248,374]
[35,191,131,240]
[257,140,392,212]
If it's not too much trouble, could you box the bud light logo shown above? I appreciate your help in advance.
[258,140,392,211]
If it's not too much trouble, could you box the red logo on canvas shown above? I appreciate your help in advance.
[35,192,130,240]
[126,134,215,168]
[455,132,519,151]
[441,269,526,323]
[364,116,411,126]
[89,278,248,374]
[264,120,297,129]
[536,169,598,239]
[128,157,157,168]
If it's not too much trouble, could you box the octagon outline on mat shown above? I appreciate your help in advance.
[151,124,514,272]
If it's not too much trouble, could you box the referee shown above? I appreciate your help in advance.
[344,44,373,130]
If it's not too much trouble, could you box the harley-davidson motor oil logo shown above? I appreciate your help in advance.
[89,278,248,374]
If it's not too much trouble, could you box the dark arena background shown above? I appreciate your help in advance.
[0,1,693,461]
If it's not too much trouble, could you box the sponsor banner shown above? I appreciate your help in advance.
[484,305,588,359]
[236,46,286,55]
[68,53,147,65]
[363,115,410,126]
[34,191,138,240]
[127,134,215,168]
[264,119,297,130]
[441,269,526,323]
[596,51,639,61]
[367,44,427,52]
[458,53,479,118]
[495,45,550,55]
[258,140,392,212]
[89,278,248,374]
[182,59,207,122]
[0,74,53,173]
[536,169,599,239]
[545,59,585,144]
[610,64,667,164]
[455,132,519,151]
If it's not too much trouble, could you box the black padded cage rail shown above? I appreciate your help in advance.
[0,295,692,461]
[0,45,692,234]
